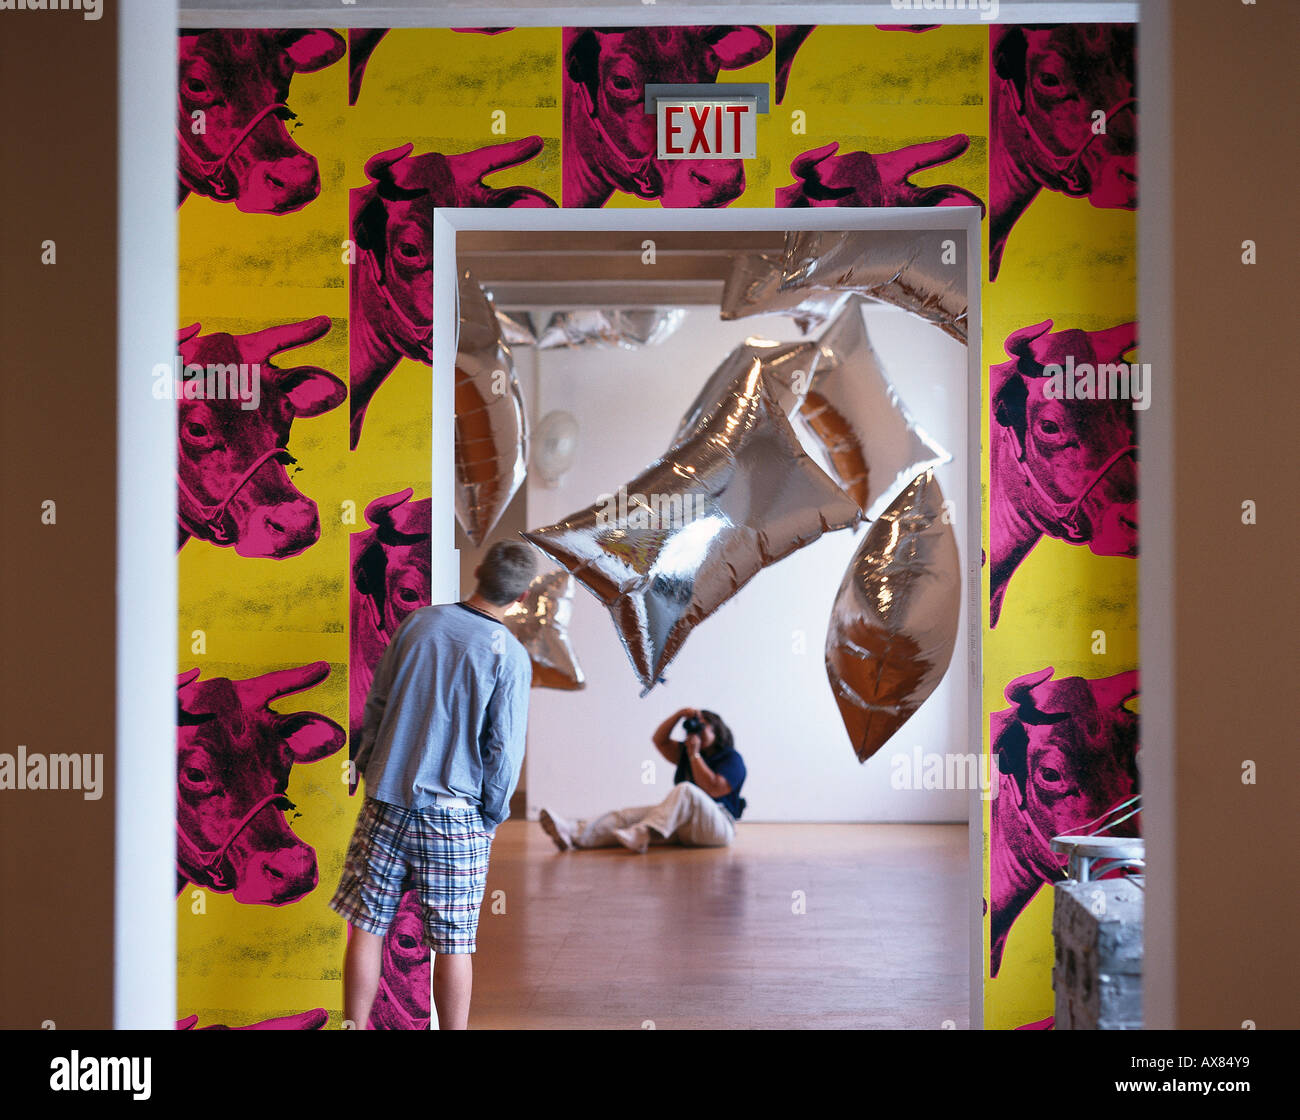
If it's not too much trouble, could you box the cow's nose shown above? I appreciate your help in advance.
[237,154,321,214]
[662,161,745,208]
[236,499,320,559]
[236,846,318,906]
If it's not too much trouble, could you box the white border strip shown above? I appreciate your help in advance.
[179,3,1138,29]
[1137,0,1175,1031]
[116,0,179,1030]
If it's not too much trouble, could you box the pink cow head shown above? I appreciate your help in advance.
[989,667,1139,975]
[562,26,772,208]
[367,890,432,1030]
[991,24,1136,278]
[989,320,1139,627]
[177,29,345,213]
[349,490,432,755]
[349,141,554,448]
[777,137,985,211]
[176,663,345,906]
[175,317,345,559]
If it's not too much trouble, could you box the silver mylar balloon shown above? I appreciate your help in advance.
[495,308,538,347]
[825,469,960,763]
[456,267,528,547]
[803,301,950,519]
[671,336,820,448]
[779,230,968,343]
[537,308,685,350]
[523,358,862,694]
[503,571,586,690]
[720,251,852,335]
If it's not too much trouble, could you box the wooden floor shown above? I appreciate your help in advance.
[471,821,968,1029]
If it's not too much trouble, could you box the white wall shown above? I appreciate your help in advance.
[522,302,970,822]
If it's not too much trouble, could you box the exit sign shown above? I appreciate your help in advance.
[657,99,757,160]
[645,83,768,162]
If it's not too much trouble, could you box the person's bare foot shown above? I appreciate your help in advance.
[539,809,575,852]
[613,824,650,854]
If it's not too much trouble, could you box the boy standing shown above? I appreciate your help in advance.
[331,540,535,1029]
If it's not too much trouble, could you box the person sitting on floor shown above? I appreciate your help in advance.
[539,707,746,854]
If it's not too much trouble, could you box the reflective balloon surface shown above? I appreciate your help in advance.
[455,267,528,546]
[671,336,820,448]
[780,230,968,343]
[495,307,538,347]
[802,301,950,519]
[719,251,851,334]
[825,469,960,763]
[537,308,685,350]
[504,571,586,690]
[523,359,861,693]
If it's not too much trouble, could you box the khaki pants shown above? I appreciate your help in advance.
[575,782,736,849]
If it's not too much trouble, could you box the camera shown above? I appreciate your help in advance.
[682,714,703,735]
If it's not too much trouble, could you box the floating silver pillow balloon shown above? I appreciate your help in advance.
[779,230,968,344]
[671,336,821,448]
[455,267,528,546]
[523,358,861,693]
[802,300,950,519]
[504,571,586,690]
[719,251,852,335]
[825,469,960,763]
[536,308,685,350]
[495,308,538,348]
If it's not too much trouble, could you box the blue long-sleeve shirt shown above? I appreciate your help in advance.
[354,602,531,828]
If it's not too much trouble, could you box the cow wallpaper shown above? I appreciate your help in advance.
[176,22,1137,1030]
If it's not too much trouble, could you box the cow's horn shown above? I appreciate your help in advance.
[1091,321,1138,364]
[1095,668,1140,711]
[1003,666,1058,719]
[1004,320,1053,371]
[177,667,202,691]
[235,662,330,710]
[364,487,415,528]
[365,144,414,183]
[177,323,202,346]
[789,142,838,180]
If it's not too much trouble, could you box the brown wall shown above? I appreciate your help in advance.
[0,9,119,1028]
[1167,0,1297,1028]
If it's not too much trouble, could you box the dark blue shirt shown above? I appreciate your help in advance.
[674,745,746,820]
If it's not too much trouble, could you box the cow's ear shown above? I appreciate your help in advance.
[281,29,346,74]
[991,709,1028,800]
[708,26,774,71]
[564,29,601,106]
[992,26,1029,96]
[353,190,389,270]
[280,368,347,418]
[992,371,1028,455]
[352,538,387,602]
[277,712,345,763]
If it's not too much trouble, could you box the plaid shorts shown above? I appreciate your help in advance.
[330,796,494,954]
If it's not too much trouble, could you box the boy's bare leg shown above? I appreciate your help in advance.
[433,953,473,1029]
[342,926,385,1029]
